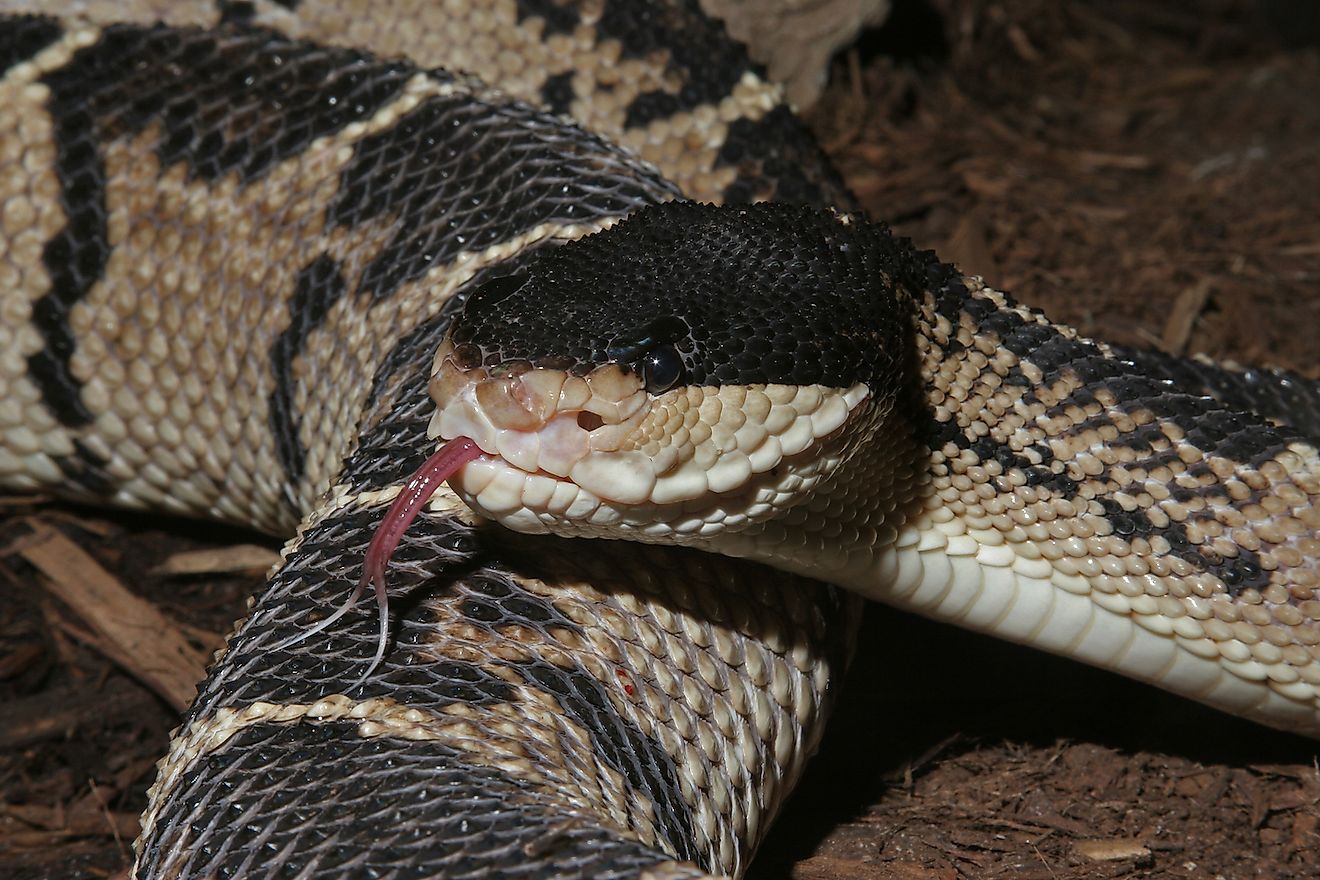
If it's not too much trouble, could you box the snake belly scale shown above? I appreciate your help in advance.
[0,3,1317,880]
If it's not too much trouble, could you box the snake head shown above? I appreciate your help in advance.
[424,201,924,554]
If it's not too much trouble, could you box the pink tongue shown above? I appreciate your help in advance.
[271,437,482,688]
[362,436,482,593]
[355,437,482,684]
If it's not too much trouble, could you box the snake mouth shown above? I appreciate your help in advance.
[425,340,662,524]
[423,338,874,540]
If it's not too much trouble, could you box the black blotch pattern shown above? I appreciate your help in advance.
[1116,344,1320,441]
[517,1,850,212]
[958,293,1307,466]
[53,439,116,496]
[946,295,1298,597]
[949,415,1273,596]
[1033,351,1299,473]
[0,14,61,74]
[1094,498,1269,594]
[947,429,1073,497]
[1164,403,1286,464]
[267,256,348,495]
[928,270,979,336]
[514,0,583,35]
[974,306,1030,355]
[718,106,856,210]
[329,91,673,302]
[539,69,576,116]
[602,0,749,128]
[137,722,691,880]
[624,90,682,128]
[27,22,410,427]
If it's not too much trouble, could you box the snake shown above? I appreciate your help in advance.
[1,2,1318,879]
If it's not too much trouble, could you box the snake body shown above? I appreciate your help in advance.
[422,200,1320,736]
[0,5,859,877]
[0,3,1318,879]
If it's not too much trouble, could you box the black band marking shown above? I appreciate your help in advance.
[53,439,116,496]
[137,722,690,879]
[27,23,412,427]
[31,59,110,426]
[329,92,674,302]
[0,15,62,75]
[268,256,349,491]
[518,658,701,864]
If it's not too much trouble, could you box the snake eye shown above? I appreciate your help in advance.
[640,345,684,394]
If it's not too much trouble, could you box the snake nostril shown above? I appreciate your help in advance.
[577,411,604,432]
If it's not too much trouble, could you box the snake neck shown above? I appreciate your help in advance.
[660,265,1063,597]
[671,280,952,594]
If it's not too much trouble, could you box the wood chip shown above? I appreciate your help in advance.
[18,523,207,711]
[1160,278,1214,355]
[1070,150,1155,171]
[1074,838,1152,861]
[151,543,279,575]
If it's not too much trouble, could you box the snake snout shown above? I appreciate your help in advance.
[473,375,551,432]
[427,341,652,483]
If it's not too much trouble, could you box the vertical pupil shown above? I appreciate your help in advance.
[643,347,681,391]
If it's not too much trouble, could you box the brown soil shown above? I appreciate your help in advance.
[3,2,1319,879]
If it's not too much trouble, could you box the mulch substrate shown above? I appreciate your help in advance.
[3,2,1318,878]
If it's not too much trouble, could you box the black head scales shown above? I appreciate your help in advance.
[448,201,952,399]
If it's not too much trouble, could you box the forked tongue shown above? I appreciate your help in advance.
[272,437,481,688]
[362,436,483,603]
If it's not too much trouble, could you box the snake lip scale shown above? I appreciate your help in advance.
[2,3,1319,878]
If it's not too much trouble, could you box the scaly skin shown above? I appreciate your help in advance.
[0,9,860,878]
[421,201,1320,738]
